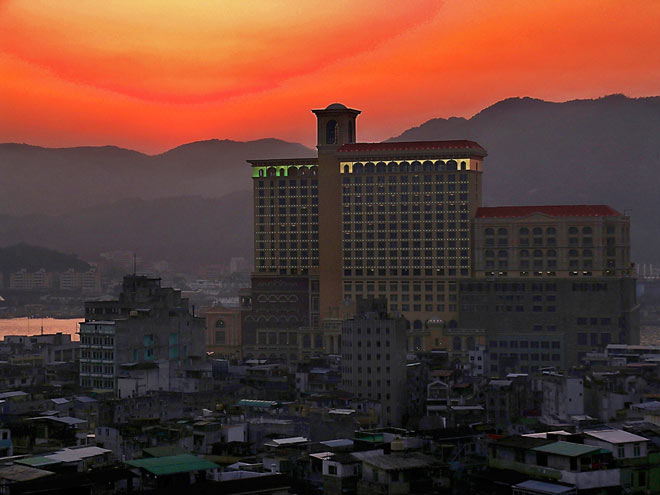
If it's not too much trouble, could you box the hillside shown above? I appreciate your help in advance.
[0,138,313,216]
[0,244,90,273]
[0,193,253,270]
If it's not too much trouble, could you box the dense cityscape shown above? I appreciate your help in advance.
[2,1,660,493]
[0,103,659,495]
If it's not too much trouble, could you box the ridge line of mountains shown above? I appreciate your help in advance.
[1,94,658,268]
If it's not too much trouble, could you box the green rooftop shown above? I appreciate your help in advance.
[15,456,61,468]
[533,441,601,457]
[126,454,218,476]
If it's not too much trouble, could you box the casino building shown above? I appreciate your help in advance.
[239,103,638,370]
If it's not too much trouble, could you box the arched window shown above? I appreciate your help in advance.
[411,161,422,171]
[266,167,277,177]
[365,162,375,173]
[582,226,592,235]
[435,161,445,171]
[485,250,494,258]
[446,160,457,171]
[460,161,467,170]
[258,169,264,177]
[404,319,411,330]
[547,249,557,257]
[485,228,494,236]
[353,163,363,174]
[423,161,433,171]
[453,336,462,351]
[520,250,529,258]
[533,250,543,257]
[520,227,529,235]
[400,161,410,172]
[498,250,508,258]
[387,162,398,172]
[546,227,556,235]
[326,120,337,144]
[376,162,386,172]
[498,228,508,236]
[215,319,225,328]
[343,164,350,173]
[288,167,298,176]
[533,227,542,235]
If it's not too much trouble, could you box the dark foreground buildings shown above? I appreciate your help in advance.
[240,103,638,373]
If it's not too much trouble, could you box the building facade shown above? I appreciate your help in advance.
[245,103,488,360]
[80,275,205,391]
[460,205,639,374]
[340,297,407,426]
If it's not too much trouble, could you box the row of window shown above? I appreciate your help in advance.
[80,336,114,346]
[256,179,318,188]
[344,183,468,194]
[343,160,472,173]
[80,350,114,360]
[80,364,114,374]
[343,173,470,184]
[80,378,113,389]
[344,268,470,277]
[256,332,323,348]
[345,281,456,292]
[343,193,470,203]
[490,340,561,349]
[485,226,602,236]
[491,353,561,362]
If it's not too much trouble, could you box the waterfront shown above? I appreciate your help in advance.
[0,317,81,340]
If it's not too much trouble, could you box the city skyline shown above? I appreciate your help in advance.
[1,0,659,153]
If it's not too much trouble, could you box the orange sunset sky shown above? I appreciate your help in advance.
[1,0,659,153]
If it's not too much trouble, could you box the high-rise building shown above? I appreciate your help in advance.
[244,103,487,361]
[242,103,638,370]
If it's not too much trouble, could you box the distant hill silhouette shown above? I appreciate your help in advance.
[0,138,312,216]
[390,94,660,263]
[0,244,90,273]
[0,193,253,270]
[1,94,658,266]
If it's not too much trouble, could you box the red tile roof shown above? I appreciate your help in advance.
[476,205,622,218]
[337,140,485,153]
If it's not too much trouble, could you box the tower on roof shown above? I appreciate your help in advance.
[312,103,361,154]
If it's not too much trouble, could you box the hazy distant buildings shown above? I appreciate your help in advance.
[80,275,205,391]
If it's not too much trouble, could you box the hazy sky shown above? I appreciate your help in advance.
[1,0,659,153]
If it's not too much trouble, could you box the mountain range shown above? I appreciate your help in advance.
[1,94,658,268]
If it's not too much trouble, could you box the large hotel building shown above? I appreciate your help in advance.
[240,103,638,371]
